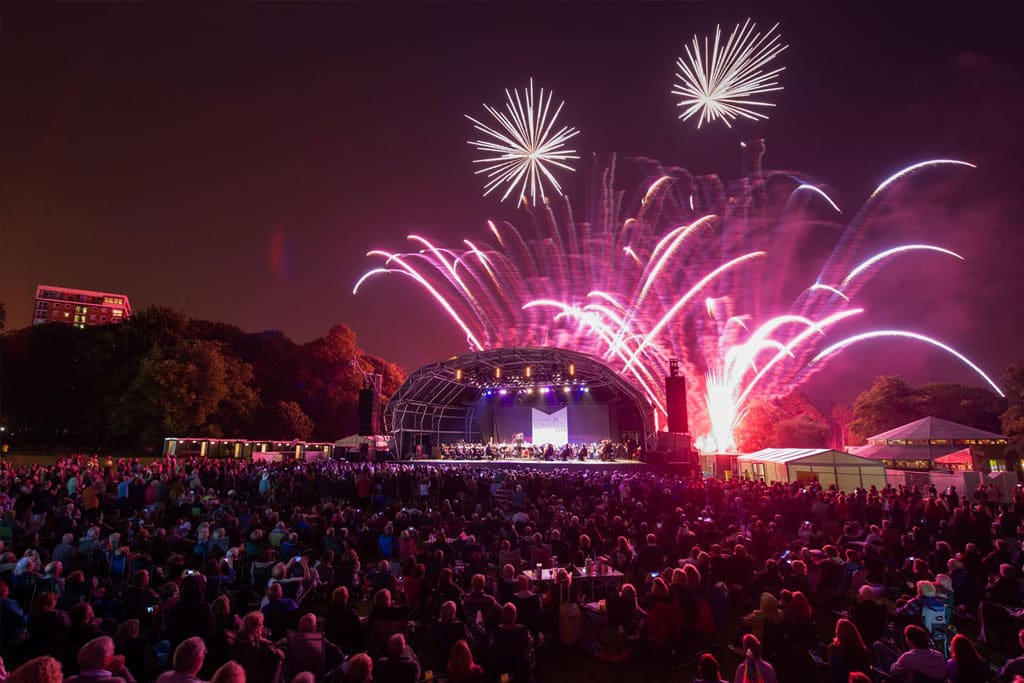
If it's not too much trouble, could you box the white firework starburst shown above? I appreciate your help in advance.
[466,78,580,205]
[673,19,788,129]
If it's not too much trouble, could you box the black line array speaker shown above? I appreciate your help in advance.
[665,375,688,434]
[358,388,378,436]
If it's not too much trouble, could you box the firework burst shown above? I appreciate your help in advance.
[466,79,580,205]
[359,154,995,452]
[673,19,788,128]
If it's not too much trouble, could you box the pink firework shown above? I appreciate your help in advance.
[357,154,998,451]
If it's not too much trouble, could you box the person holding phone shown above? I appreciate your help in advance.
[121,570,160,623]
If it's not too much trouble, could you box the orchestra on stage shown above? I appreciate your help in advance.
[425,434,640,462]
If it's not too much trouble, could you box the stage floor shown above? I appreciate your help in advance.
[414,457,646,471]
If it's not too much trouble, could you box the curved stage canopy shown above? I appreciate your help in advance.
[385,347,655,458]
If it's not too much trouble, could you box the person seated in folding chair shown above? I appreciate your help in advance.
[487,603,534,683]
[920,599,952,658]
[374,633,421,683]
[889,625,947,683]
[367,588,409,654]
[895,580,944,628]
[277,613,344,683]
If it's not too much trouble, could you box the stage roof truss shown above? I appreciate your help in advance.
[384,347,656,457]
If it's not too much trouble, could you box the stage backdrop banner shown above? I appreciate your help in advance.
[532,407,568,446]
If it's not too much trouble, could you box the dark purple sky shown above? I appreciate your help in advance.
[3,4,1023,402]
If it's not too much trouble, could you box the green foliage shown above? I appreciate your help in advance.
[850,375,1007,442]
[913,383,1005,434]
[849,376,919,442]
[1001,361,1024,438]
[735,399,784,452]
[735,392,832,451]
[265,401,315,441]
[773,415,832,448]
[0,308,405,451]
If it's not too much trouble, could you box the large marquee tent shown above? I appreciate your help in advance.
[737,448,887,491]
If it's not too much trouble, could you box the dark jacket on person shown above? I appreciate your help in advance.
[162,593,215,649]
[227,634,285,683]
[374,653,421,683]
[487,624,533,682]
[324,602,364,654]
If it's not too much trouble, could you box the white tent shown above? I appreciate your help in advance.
[737,448,887,492]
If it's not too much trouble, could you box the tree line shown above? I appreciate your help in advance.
[0,308,404,453]
[3,305,1021,454]
[734,368,1022,452]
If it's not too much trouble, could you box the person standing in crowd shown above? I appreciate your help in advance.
[827,619,871,683]
[733,634,777,683]
[694,653,729,683]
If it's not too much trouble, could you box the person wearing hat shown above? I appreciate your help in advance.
[933,574,954,607]
[895,580,943,621]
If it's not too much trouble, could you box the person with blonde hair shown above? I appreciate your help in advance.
[4,655,63,683]
[895,580,942,620]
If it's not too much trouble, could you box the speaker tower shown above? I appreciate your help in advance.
[358,388,379,436]
[665,359,688,434]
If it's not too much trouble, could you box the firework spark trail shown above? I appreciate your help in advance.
[359,155,992,451]
[811,331,1005,397]
[840,244,964,288]
[815,160,978,292]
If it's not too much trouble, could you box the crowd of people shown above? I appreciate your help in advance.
[0,454,1023,683]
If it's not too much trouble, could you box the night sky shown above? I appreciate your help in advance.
[3,4,1023,403]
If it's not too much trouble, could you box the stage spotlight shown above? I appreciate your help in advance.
[484,390,492,397]
[583,387,590,393]
[563,386,571,394]
[526,388,534,395]
[498,389,508,396]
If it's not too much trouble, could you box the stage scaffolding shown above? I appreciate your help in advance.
[383,347,655,458]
